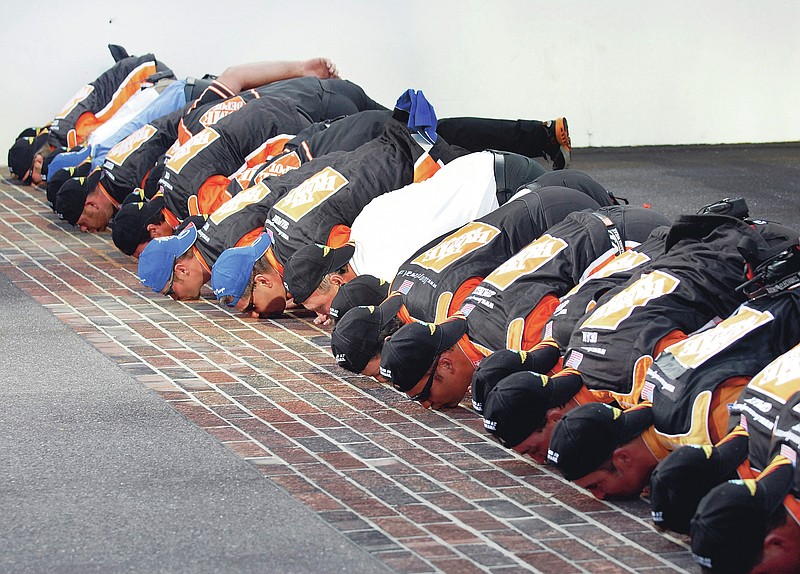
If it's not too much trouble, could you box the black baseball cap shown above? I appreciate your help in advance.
[330,294,403,373]
[650,433,748,534]
[690,463,793,573]
[111,195,166,255]
[482,371,583,448]
[471,346,560,413]
[142,154,168,198]
[547,402,653,481]
[379,315,467,392]
[329,275,390,321]
[40,147,66,180]
[283,243,355,304]
[8,130,48,183]
[46,162,91,209]
[55,169,101,226]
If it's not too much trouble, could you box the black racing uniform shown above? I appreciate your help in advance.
[391,187,606,324]
[178,82,253,145]
[461,206,670,354]
[225,111,392,196]
[98,79,266,206]
[562,214,800,406]
[160,95,312,223]
[527,169,620,205]
[48,54,171,149]
[647,288,800,450]
[266,116,448,268]
[194,114,438,270]
[769,389,800,505]
[161,79,386,224]
[225,111,605,200]
[98,107,184,206]
[729,342,800,472]
[177,77,379,145]
[543,226,671,350]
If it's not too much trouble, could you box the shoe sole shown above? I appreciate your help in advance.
[554,118,572,151]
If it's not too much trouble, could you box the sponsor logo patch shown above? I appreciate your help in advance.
[272,166,348,222]
[482,235,568,291]
[579,270,680,331]
[105,124,158,167]
[209,180,272,225]
[54,84,94,119]
[410,222,500,272]
[198,96,246,127]
[589,249,651,279]
[749,345,800,403]
[666,306,774,369]
[167,128,221,174]
[259,151,301,178]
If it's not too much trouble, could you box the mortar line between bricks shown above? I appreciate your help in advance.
[0,180,694,573]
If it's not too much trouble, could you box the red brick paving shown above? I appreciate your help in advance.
[0,173,697,573]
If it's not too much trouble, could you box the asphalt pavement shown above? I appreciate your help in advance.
[0,272,390,573]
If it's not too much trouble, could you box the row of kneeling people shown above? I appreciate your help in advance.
[8,45,800,574]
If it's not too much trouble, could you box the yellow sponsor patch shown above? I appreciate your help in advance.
[258,152,302,179]
[166,128,221,174]
[271,166,348,222]
[198,96,246,128]
[411,222,500,272]
[54,85,94,119]
[209,180,272,225]
[482,235,568,291]
[580,270,680,331]
[588,249,652,279]
[666,307,774,369]
[748,343,800,403]
[105,124,158,167]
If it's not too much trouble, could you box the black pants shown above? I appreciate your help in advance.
[437,117,549,159]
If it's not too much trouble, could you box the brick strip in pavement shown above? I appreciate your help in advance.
[0,172,698,574]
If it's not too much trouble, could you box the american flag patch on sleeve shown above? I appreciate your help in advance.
[642,381,655,402]
[398,279,414,294]
[565,350,583,370]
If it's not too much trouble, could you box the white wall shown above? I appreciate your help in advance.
[4,0,799,152]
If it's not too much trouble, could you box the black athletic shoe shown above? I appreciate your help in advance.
[544,117,571,170]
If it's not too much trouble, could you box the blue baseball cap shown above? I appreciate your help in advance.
[210,233,272,305]
[138,223,198,293]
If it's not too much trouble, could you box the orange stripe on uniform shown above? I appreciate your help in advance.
[234,228,263,248]
[326,224,351,248]
[74,62,158,144]
[521,294,561,351]
[413,153,442,183]
[94,62,158,122]
[196,175,233,215]
[97,180,120,209]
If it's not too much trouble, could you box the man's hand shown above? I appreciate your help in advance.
[313,312,332,327]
